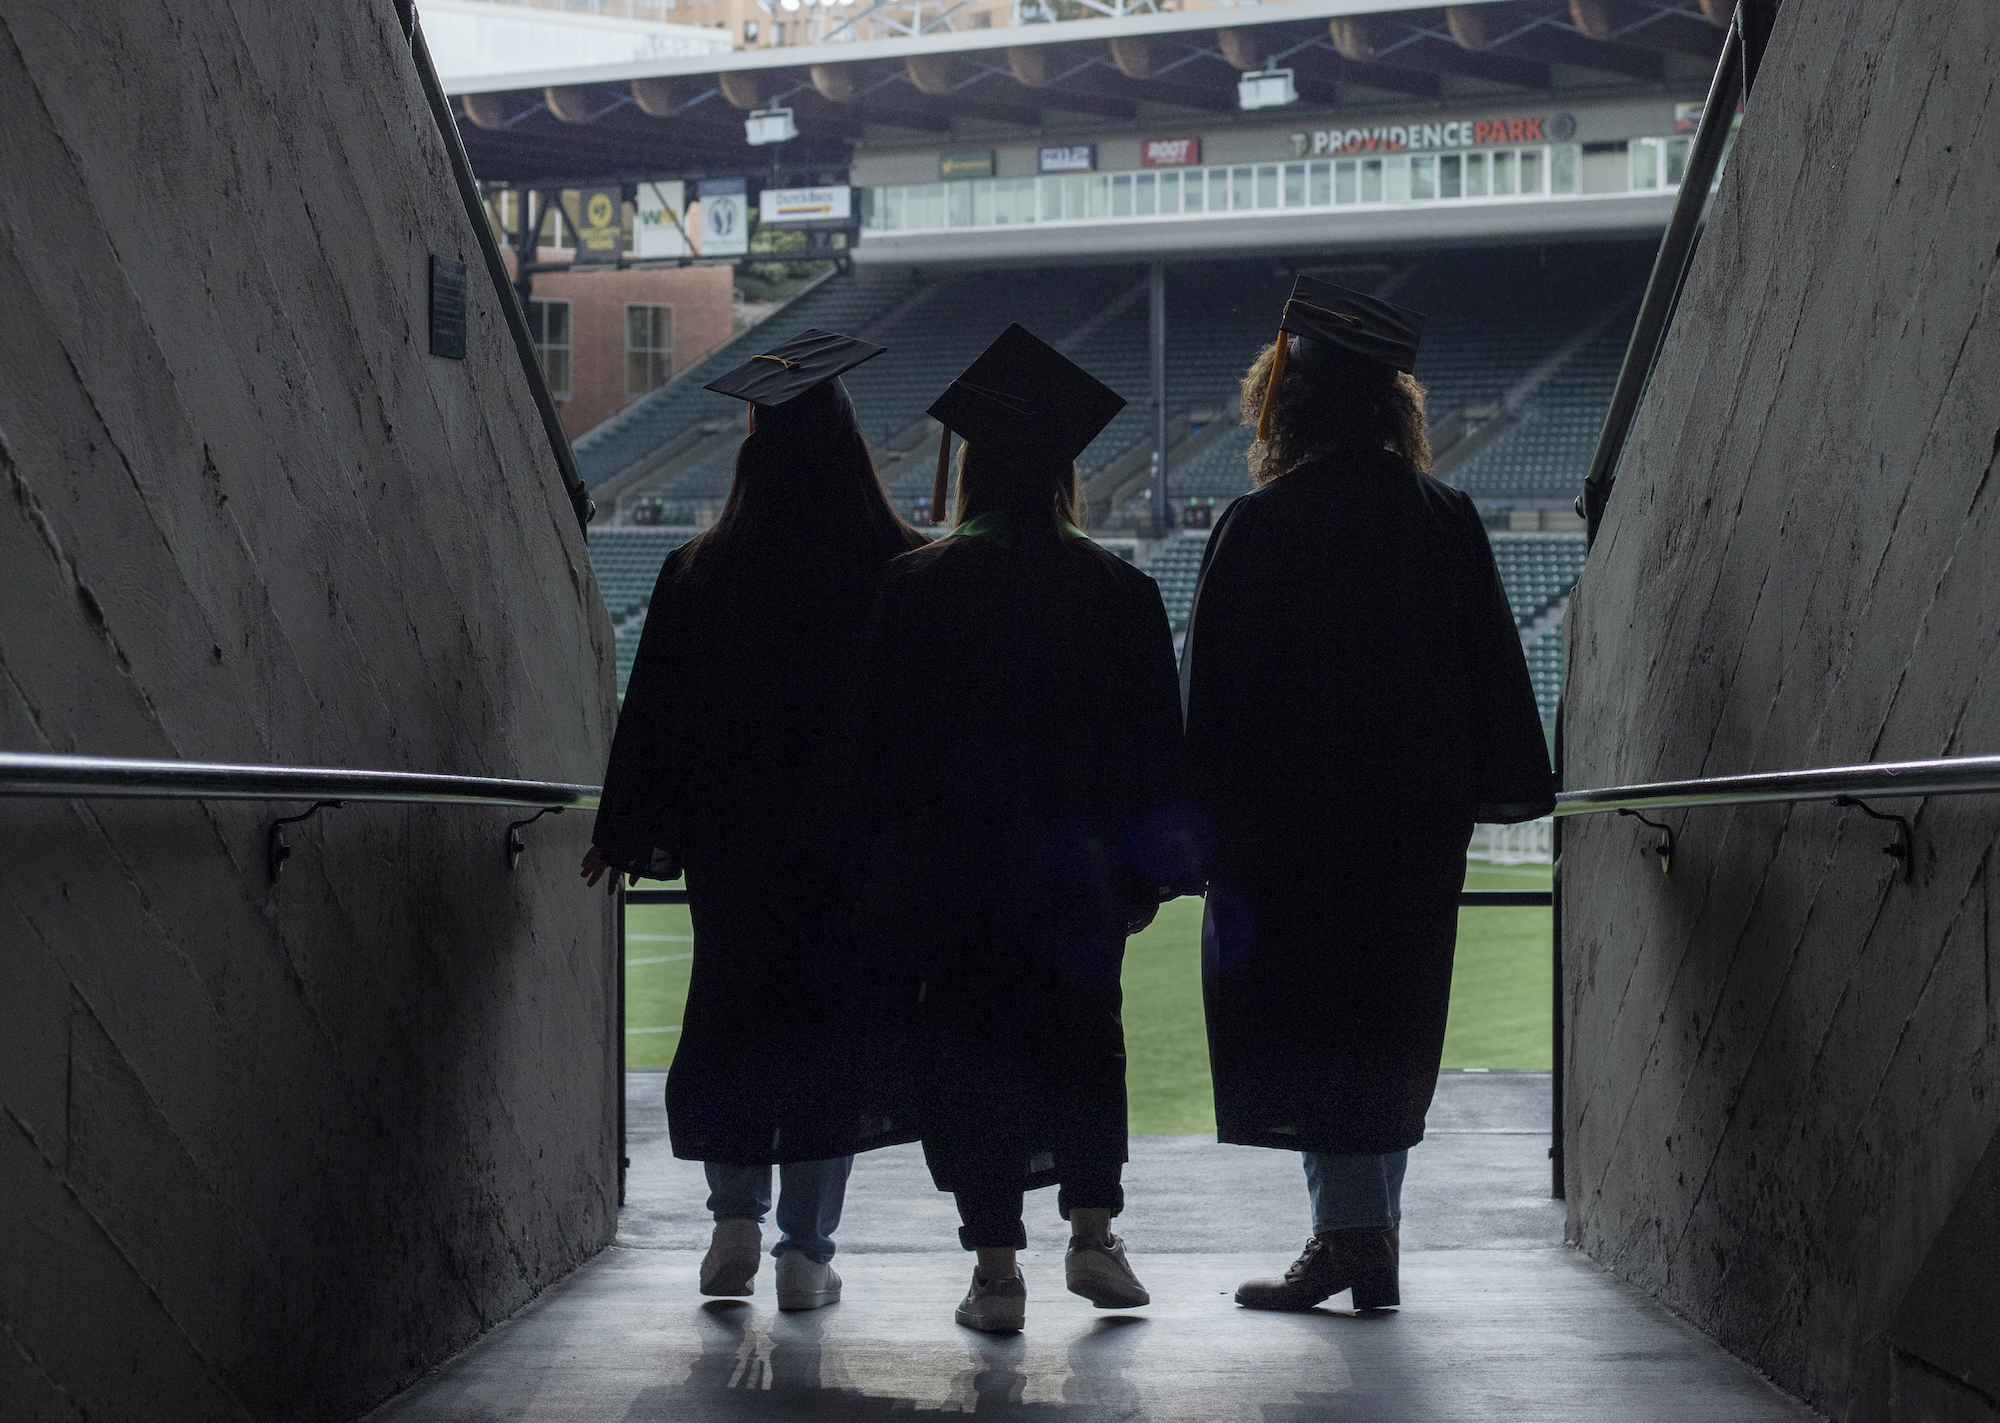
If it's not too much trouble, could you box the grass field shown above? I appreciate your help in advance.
[623,858,1552,1135]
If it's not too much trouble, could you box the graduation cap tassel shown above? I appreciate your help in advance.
[932,424,951,527]
[1255,330,1290,445]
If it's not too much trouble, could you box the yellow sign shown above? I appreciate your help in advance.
[573,186,623,264]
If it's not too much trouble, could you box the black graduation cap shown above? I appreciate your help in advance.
[703,327,886,415]
[925,323,1126,524]
[1255,276,1426,441]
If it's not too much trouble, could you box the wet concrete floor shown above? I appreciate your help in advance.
[370,1072,1816,1421]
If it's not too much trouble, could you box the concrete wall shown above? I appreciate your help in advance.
[1561,2,2000,1420]
[0,2,619,1419]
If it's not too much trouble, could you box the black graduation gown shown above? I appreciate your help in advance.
[593,538,921,1166]
[1181,452,1554,1156]
[854,521,1198,1194]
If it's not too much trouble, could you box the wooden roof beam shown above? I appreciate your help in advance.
[1328,53,1447,98]
[808,63,953,131]
[460,92,541,130]
[1232,21,1444,96]
[1449,4,1664,81]
[1567,0,1724,59]
[1002,47,1138,119]
[1101,37,1241,112]
[778,90,870,139]
[902,53,1045,125]
[1331,16,1550,88]
[630,76,723,118]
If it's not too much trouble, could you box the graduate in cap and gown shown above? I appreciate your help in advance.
[584,328,929,1311]
[1181,278,1554,1312]
[851,325,1202,1333]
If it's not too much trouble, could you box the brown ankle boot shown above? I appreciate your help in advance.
[1234,1227,1400,1312]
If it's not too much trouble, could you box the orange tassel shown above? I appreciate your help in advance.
[1255,331,1289,444]
[932,425,951,527]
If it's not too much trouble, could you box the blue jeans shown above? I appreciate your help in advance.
[1304,1150,1408,1234]
[704,1157,852,1262]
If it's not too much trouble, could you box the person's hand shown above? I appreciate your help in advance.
[579,844,621,895]
[1123,899,1159,936]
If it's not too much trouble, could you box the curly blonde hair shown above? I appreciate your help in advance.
[1238,339,1431,485]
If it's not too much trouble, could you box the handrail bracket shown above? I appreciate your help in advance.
[506,805,565,870]
[1833,796,1914,883]
[1618,808,1675,875]
[268,800,345,883]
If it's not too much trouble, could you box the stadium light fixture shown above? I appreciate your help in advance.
[745,107,799,145]
[1237,69,1298,111]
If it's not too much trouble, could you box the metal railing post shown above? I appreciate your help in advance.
[617,882,629,1208]
[1149,260,1169,537]
[1550,700,1565,1200]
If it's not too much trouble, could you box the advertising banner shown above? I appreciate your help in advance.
[698,177,749,257]
[1038,143,1096,173]
[570,185,624,264]
[759,185,852,224]
[1287,112,1573,158]
[635,180,690,258]
[940,151,995,181]
[1140,137,1201,168]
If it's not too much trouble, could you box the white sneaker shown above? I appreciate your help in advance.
[775,1252,842,1311]
[1065,1235,1150,1309]
[955,1265,1027,1333]
[699,1218,763,1296]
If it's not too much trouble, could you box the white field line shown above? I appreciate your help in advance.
[627,1025,683,1035]
[626,954,693,966]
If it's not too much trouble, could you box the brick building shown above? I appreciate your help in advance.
[501,248,735,440]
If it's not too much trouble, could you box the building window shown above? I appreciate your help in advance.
[744,19,757,41]
[626,304,673,398]
[526,300,571,399]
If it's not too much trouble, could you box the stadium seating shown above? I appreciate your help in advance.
[591,524,1578,714]
[1446,327,1629,500]
[584,244,1649,520]
[585,527,689,695]
[1148,248,1647,510]
[581,247,1621,709]
[1119,528,1579,718]
[1489,533,1586,627]
[1524,623,1564,720]
[1141,535,1210,635]
[572,271,921,488]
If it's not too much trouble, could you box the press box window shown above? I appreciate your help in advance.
[526,300,570,399]
[626,304,672,398]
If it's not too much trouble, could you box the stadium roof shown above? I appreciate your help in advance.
[444,0,1726,183]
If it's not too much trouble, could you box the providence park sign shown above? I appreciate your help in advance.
[1290,112,1577,157]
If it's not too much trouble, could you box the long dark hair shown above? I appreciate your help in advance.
[677,381,924,580]
[951,440,1086,533]
[1240,338,1431,485]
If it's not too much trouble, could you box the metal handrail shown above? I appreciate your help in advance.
[1577,19,1742,547]
[8,750,1997,821]
[1553,754,2000,816]
[0,751,597,810]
